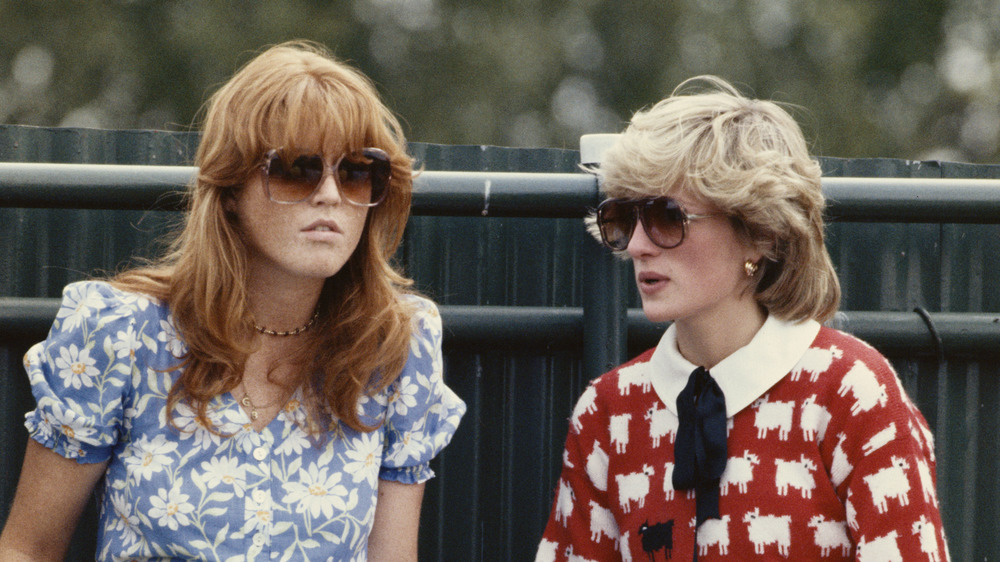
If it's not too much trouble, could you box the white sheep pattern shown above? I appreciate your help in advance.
[720,450,759,495]
[691,515,730,556]
[644,405,678,447]
[555,479,574,526]
[570,385,598,433]
[610,413,631,454]
[616,362,651,396]
[863,456,911,514]
[790,345,843,381]
[774,454,818,498]
[862,422,897,456]
[752,396,794,440]
[616,464,654,513]
[743,508,791,556]
[912,515,941,562]
[808,515,851,556]
[856,530,902,562]
[837,360,889,416]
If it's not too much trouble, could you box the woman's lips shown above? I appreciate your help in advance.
[636,271,669,292]
[301,219,343,241]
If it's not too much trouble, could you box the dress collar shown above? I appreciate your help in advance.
[648,315,820,418]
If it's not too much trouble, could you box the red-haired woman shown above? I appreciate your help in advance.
[0,41,464,561]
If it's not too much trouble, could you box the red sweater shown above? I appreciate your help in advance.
[537,325,949,561]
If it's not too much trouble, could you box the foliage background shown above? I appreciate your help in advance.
[3,0,1000,163]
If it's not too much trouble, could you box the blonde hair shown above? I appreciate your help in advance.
[599,75,840,323]
[113,40,416,433]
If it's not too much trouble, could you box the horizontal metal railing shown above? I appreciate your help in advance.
[4,299,1000,360]
[3,162,1000,363]
[4,162,1000,221]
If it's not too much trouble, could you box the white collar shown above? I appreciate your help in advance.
[648,315,820,418]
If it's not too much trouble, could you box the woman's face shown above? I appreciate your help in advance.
[229,153,370,291]
[626,194,760,327]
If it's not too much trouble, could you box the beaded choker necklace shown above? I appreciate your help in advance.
[253,310,319,337]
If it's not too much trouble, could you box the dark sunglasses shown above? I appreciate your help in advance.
[596,196,718,251]
[260,148,391,206]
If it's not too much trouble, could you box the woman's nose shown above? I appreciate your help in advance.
[310,170,343,205]
[626,220,659,257]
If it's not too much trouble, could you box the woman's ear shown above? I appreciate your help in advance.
[223,191,236,213]
[222,187,240,216]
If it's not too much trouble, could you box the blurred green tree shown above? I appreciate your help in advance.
[2,0,997,163]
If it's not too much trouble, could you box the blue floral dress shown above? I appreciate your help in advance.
[23,281,466,561]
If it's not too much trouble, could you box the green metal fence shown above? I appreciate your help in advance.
[2,125,1000,560]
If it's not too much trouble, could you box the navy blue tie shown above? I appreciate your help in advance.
[673,366,728,526]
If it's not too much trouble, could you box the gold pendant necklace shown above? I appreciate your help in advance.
[240,382,280,421]
[240,391,260,421]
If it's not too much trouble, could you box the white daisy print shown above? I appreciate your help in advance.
[170,403,223,451]
[112,325,143,362]
[35,401,100,447]
[200,456,246,497]
[23,283,465,560]
[282,463,354,519]
[56,284,105,332]
[242,493,274,535]
[149,484,195,530]
[124,434,178,482]
[54,344,99,389]
[107,492,141,548]
[274,424,311,457]
[342,432,383,485]
[396,428,429,462]
[157,317,186,358]
[388,378,420,417]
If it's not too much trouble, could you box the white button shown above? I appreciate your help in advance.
[252,532,265,546]
[253,447,268,461]
[252,489,268,504]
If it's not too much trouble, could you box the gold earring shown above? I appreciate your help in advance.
[744,259,759,278]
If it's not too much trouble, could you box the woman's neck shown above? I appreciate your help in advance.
[246,275,324,335]
[674,300,767,370]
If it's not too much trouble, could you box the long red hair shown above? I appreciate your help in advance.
[113,40,417,433]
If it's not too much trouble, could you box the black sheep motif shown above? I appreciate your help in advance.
[638,519,674,561]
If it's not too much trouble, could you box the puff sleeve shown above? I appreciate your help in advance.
[22,281,166,463]
[375,296,466,484]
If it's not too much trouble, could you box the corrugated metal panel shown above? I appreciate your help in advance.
[2,126,1000,560]
[820,157,1000,562]
[406,144,598,560]
[0,126,200,562]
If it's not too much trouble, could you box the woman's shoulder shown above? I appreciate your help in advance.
[796,325,923,420]
[61,279,163,306]
[399,293,441,335]
[811,325,894,375]
[399,292,439,314]
[55,280,167,329]
[594,348,657,392]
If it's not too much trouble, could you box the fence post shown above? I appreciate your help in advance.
[580,134,628,378]
[582,239,628,378]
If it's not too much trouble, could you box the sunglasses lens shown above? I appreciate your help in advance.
[265,153,324,203]
[262,149,391,205]
[337,148,391,206]
[597,199,636,251]
[643,198,686,248]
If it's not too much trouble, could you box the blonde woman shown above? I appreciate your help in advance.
[537,77,948,560]
[0,41,464,561]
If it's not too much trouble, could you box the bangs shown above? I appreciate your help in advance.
[196,41,409,194]
[259,76,383,158]
[601,127,692,201]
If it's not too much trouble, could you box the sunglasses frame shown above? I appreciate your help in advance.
[596,196,719,251]
[259,147,391,206]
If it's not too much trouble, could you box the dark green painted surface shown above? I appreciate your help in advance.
[2,125,1000,560]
